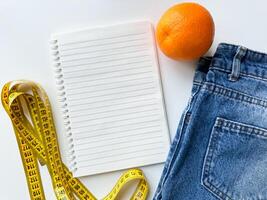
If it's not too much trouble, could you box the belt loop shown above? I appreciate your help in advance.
[228,46,247,81]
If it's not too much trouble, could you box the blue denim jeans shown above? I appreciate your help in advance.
[154,43,267,200]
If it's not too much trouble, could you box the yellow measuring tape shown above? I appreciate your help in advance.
[2,80,149,200]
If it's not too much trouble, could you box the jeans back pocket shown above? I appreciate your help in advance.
[202,117,267,200]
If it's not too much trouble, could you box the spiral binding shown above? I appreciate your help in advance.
[50,39,77,172]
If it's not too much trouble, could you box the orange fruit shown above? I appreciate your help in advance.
[156,2,215,60]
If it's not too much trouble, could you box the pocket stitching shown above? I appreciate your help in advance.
[202,124,233,200]
[201,117,267,200]
[202,82,267,108]
[215,118,267,139]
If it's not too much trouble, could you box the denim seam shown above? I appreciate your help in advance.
[193,81,203,86]
[202,82,267,108]
[215,117,267,138]
[202,127,225,199]
[211,66,267,82]
[153,111,189,200]
[154,83,202,199]
[201,118,234,200]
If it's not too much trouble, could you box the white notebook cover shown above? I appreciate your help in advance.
[51,21,170,177]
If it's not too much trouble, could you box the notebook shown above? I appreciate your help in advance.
[50,21,170,177]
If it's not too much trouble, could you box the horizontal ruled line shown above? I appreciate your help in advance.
[77,137,163,152]
[62,54,150,68]
[74,123,161,137]
[67,79,153,96]
[63,58,151,74]
[78,152,164,168]
[67,81,154,99]
[64,64,152,81]
[70,96,155,115]
[71,107,159,124]
[67,85,155,101]
[66,74,152,91]
[60,43,149,57]
[59,32,147,46]
[72,111,161,129]
[77,145,163,162]
[60,37,147,52]
[76,128,162,144]
[61,48,148,63]
[68,91,155,107]
[72,118,161,133]
[65,70,153,85]
[70,101,157,119]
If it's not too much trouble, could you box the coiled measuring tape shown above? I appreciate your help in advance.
[2,80,149,200]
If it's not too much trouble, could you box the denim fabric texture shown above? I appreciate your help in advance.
[154,43,267,200]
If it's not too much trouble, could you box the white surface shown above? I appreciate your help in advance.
[1,0,267,199]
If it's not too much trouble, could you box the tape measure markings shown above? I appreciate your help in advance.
[2,80,149,200]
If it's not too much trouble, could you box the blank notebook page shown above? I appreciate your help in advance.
[51,21,170,177]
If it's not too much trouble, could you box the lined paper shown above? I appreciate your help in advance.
[52,21,170,177]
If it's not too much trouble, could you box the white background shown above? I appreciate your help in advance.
[1,0,267,199]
